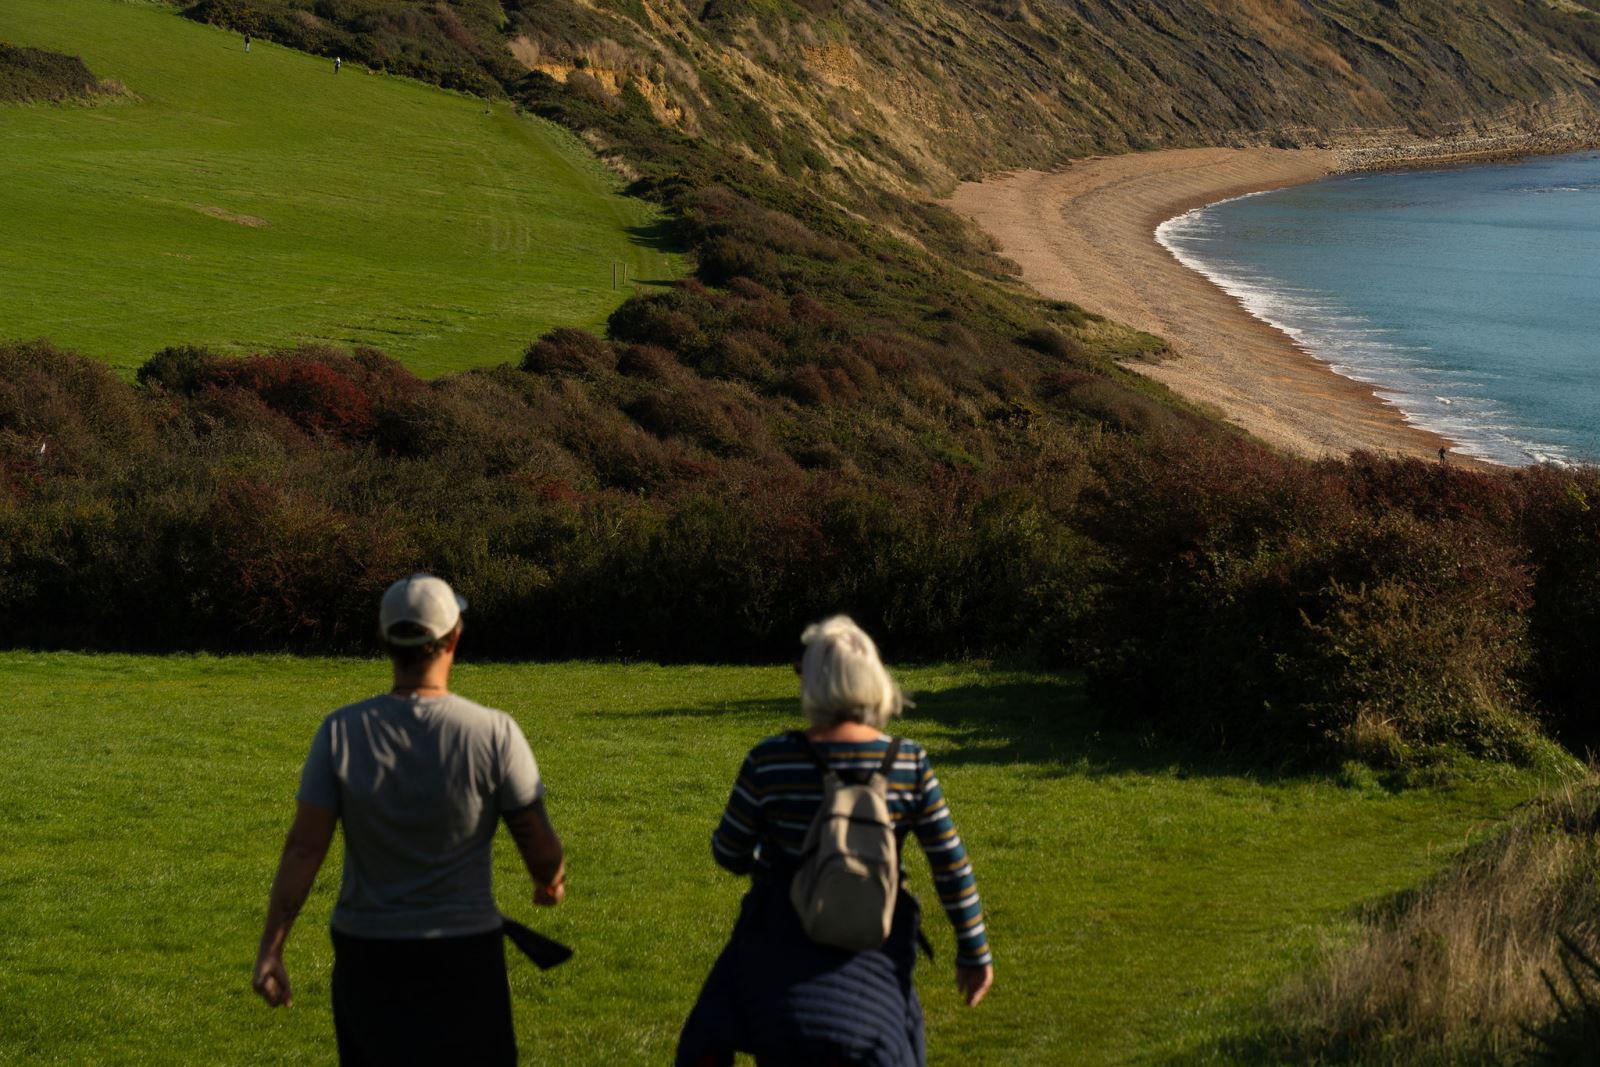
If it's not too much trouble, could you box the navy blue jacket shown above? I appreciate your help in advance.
[676,872,927,1067]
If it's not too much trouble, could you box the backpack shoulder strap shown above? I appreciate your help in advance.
[876,736,903,780]
[789,730,839,782]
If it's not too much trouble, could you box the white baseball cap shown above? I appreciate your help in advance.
[379,573,467,646]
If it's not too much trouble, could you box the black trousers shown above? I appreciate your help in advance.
[330,928,516,1067]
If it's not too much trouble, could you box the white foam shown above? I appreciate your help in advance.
[1155,205,1570,467]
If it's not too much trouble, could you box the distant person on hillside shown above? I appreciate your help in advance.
[251,573,566,1066]
[243,32,250,53]
[677,615,994,1067]
[334,55,341,74]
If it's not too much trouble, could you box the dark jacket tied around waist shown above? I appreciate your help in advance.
[676,869,927,1067]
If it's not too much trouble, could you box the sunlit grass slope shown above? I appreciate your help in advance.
[0,0,679,377]
[0,653,1560,1064]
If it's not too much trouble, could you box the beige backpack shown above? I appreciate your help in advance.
[788,732,904,951]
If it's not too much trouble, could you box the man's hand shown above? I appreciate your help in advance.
[534,861,566,907]
[504,800,565,907]
[252,802,334,1010]
[252,949,293,1007]
[956,962,994,1007]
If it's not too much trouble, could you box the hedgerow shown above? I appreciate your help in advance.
[0,339,1105,663]
[6,334,1598,770]
[1083,435,1548,766]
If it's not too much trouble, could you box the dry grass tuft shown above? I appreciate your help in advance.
[1268,778,1600,1064]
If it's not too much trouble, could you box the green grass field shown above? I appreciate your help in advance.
[0,653,1565,1064]
[0,0,679,377]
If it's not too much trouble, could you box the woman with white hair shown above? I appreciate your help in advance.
[677,616,993,1067]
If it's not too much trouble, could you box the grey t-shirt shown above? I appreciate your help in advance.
[297,692,543,939]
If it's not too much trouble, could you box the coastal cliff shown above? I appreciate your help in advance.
[181,0,1600,190]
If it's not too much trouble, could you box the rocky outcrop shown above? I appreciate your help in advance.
[1332,93,1600,170]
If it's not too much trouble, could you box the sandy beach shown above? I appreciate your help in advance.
[949,148,1461,460]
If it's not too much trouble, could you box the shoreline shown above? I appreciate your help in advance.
[946,141,1594,463]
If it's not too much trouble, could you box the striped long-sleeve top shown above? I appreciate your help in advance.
[711,732,991,968]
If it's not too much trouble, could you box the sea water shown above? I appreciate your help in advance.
[1156,152,1600,465]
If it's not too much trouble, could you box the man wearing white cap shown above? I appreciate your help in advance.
[251,573,566,1066]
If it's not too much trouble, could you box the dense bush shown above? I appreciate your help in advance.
[0,341,1109,663]
[1514,465,1600,752]
[0,44,106,103]
[182,0,511,95]
[10,334,1598,772]
[1084,438,1545,766]
[521,328,616,378]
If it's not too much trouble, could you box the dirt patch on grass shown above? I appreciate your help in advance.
[195,205,267,227]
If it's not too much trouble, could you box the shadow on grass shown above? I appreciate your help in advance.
[908,680,1294,782]
[1146,1021,1326,1067]
[1146,1038,1284,1066]
[599,677,1292,783]
[626,218,688,260]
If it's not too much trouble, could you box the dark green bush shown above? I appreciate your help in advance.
[521,327,616,378]
[1085,441,1543,765]
[0,44,105,103]
[1515,465,1600,751]
[137,345,221,393]
[1019,326,1085,361]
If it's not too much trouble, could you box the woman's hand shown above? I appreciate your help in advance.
[956,963,993,1007]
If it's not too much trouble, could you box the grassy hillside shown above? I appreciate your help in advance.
[0,0,679,376]
[0,652,1565,1064]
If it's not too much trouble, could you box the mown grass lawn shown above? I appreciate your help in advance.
[0,653,1562,1065]
[0,0,679,377]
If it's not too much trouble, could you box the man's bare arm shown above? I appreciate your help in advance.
[503,799,565,905]
[252,802,337,1007]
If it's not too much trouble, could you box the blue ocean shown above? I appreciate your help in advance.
[1156,152,1600,465]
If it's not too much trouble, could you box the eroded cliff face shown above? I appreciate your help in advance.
[185,0,1600,188]
[648,0,1600,189]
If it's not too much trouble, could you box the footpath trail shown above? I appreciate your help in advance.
[0,0,678,376]
[0,653,1553,1064]
[949,150,1458,462]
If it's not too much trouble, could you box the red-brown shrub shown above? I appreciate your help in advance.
[726,276,777,301]
[699,236,781,286]
[789,294,840,335]
[1085,435,1541,764]
[608,297,708,355]
[0,340,155,471]
[702,331,777,381]
[616,343,683,380]
[853,335,910,376]
[204,476,417,644]
[779,365,831,407]
[201,352,378,441]
[625,384,749,455]
[1037,368,1098,399]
